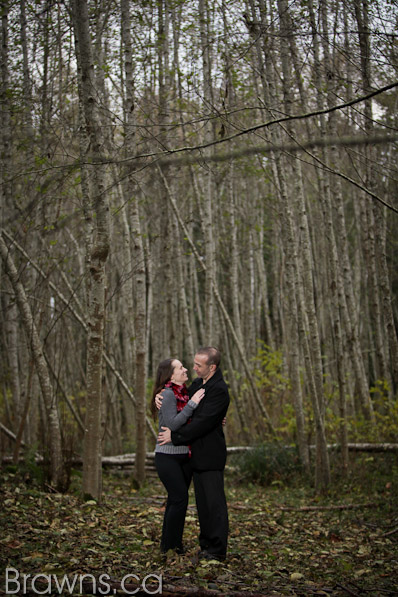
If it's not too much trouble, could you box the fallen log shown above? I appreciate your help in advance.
[2,443,398,468]
[231,443,398,453]
[317,442,398,453]
[279,502,379,512]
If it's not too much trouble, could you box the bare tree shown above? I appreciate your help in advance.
[0,235,66,489]
[72,0,110,501]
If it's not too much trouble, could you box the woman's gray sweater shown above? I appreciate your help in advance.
[155,388,198,454]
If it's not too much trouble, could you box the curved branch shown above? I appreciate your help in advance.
[9,82,398,180]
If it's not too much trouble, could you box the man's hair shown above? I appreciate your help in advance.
[196,346,221,368]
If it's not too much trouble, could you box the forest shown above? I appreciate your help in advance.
[0,0,398,504]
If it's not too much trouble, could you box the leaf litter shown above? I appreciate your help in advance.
[0,469,397,596]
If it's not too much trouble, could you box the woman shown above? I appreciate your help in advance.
[151,358,205,555]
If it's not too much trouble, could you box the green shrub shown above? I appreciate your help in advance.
[3,448,46,488]
[233,442,302,486]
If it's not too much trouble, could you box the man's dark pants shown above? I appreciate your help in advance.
[192,469,228,558]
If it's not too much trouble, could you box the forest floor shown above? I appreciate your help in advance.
[0,454,397,596]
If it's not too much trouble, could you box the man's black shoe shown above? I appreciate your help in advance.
[199,549,226,562]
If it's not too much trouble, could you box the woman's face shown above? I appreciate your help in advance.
[170,360,188,385]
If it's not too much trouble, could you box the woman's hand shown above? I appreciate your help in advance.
[191,388,205,404]
[155,391,164,410]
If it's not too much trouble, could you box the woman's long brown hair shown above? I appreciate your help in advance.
[150,358,175,419]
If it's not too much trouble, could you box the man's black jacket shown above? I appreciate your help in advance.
[171,368,230,471]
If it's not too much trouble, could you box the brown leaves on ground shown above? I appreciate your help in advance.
[0,470,397,596]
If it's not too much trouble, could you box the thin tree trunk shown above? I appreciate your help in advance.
[12,358,34,464]
[4,293,21,424]
[255,210,275,350]
[228,164,244,349]
[173,212,195,368]
[20,0,34,149]
[376,204,398,393]
[72,0,110,501]
[354,0,390,394]
[199,0,216,343]
[316,0,349,471]
[248,228,256,355]
[1,1,10,246]
[121,0,147,485]
[0,234,66,490]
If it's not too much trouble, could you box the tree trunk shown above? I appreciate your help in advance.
[1,1,11,229]
[354,0,390,395]
[0,234,66,490]
[121,0,148,485]
[72,0,110,502]
[199,0,216,343]
[314,0,350,471]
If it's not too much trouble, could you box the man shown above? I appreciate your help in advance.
[157,346,230,561]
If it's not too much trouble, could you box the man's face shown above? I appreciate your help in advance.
[193,353,215,382]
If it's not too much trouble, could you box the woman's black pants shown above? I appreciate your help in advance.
[155,452,192,553]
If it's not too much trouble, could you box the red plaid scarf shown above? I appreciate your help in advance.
[165,381,189,411]
[164,381,191,456]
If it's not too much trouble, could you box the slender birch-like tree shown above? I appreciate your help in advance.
[0,235,66,489]
[72,0,110,501]
[121,0,148,485]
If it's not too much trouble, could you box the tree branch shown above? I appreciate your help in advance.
[275,121,398,214]
[9,83,398,182]
[147,81,398,160]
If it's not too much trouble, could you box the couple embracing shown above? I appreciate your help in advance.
[151,346,230,561]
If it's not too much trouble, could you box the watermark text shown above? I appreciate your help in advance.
[5,567,162,595]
